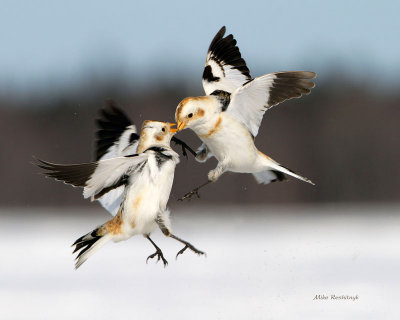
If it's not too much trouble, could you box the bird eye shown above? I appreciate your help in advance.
[188,113,193,118]
[162,127,166,132]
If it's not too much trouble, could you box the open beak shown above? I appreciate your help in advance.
[177,121,186,131]
[169,123,178,133]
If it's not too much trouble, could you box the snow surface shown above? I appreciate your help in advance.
[1,206,399,319]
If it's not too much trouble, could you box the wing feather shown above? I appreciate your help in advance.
[93,102,139,214]
[228,71,316,136]
[83,155,147,199]
[202,26,251,95]
[93,187,124,215]
[35,159,98,187]
[95,100,139,161]
[35,154,148,201]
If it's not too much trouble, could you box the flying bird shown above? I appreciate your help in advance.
[35,120,204,269]
[175,26,316,200]
[93,101,195,215]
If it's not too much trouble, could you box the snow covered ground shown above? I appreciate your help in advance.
[1,205,399,319]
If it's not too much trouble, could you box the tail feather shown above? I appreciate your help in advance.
[72,226,111,269]
[261,156,315,185]
[276,165,315,185]
[252,170,287,185]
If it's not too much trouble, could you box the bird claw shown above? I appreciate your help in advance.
[146,249,168,267]
[171,137,196,159]
[178,188,200,201]
[181,146,188,159]
[176,244,205,259]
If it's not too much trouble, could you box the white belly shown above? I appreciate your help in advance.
[200,115,259,172]
[119,160,175,238]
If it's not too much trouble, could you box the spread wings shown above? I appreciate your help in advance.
[35,154,149,201]
[202,27,316,137]
[36,102,195,215]
[94,102,195,214]
[97,100,195,160]
[227,71,316,137]
[95,100,139,161]
[94,101,140,214]
[202,26,251,95]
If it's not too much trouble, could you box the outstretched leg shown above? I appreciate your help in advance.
[171,137,196,159]
[178,180,212,201]
[179,160,228,201]
[156,212,205,259]
[170,234,206,259]
[145,234,168,267]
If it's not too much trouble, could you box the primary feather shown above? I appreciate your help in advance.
[174,27,316,196]
[202,26,251,95]
[35,154,149,200]
[95,102,195,215]
[228,71,316,137]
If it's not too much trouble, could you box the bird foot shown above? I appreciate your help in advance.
[178,188,201,201]
[146,248,168,267]
[176,244,206,259]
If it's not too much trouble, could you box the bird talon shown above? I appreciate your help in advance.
[178,188,201,201]
[146,249,168,267]
[176,244,205,259]
[181,147,188,159]
[176,245,188,259]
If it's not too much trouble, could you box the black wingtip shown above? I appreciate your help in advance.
[30,155,39,166]
[208,26,227,52]
[267,71,317,107]
[218,26,226,36]
[34,158,98,187]
[95,100,134,160]
[31,156,51,175]
[32,157,54,171]
[206,26,251,80]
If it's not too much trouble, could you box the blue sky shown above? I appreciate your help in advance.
[1,0,399,91]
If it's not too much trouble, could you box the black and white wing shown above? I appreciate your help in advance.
[96,101,195,161]
[202,26,251,95]
[96,100,139,161]
[198,26,251,161]
[227,71,316,137]
[35,154,149,202]
[95,101,140,214]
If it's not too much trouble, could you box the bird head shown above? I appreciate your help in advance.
[137,121,177,152]
[175,96,215,132]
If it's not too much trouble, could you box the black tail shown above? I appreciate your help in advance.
[72,226,110,269]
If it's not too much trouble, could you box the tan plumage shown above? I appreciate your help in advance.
[175,27,316,200]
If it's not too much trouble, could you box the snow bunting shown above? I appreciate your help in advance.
[36,120,204,269]
[93,101,195,215]
[175,26,316,200]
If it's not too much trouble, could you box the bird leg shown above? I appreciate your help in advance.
[169,234,206,259]
[195,143,211,163]
[171,137,196,159]
[178,161,228,201]
[155,216,205,259]
[178,180,212,201]
[207,161,228,182]
[145,235,168,267]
